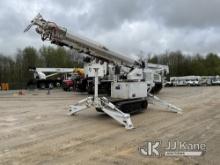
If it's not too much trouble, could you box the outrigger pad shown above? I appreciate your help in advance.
[68,97,134,129]
[148,94,183,114]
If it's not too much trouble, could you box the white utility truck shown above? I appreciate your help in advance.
[28,67,75,89]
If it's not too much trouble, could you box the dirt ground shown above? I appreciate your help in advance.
[0,87,219,165]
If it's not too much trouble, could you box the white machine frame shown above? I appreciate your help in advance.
[25,14,182,129]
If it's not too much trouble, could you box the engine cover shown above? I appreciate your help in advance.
[111,82,148,99]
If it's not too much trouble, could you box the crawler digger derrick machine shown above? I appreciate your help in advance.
[25,14,182,129]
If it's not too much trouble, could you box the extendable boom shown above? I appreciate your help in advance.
[24,14,140,67]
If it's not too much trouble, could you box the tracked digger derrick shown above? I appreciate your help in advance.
[24,14,183,129]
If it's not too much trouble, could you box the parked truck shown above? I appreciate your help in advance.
[28,67,77,89]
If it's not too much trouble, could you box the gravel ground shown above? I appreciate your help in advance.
[0,87,219,165]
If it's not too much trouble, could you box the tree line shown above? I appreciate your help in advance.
[149,51,220,77]
[0,46,220,89]
[0,46,83,89]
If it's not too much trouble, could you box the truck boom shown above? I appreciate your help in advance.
[24,14,140,68]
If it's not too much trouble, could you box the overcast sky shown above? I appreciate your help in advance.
[0,0,220,56]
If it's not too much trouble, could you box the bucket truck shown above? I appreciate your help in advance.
[28,67,82,89]
[24,14,182,129]
[146,63,169,93]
